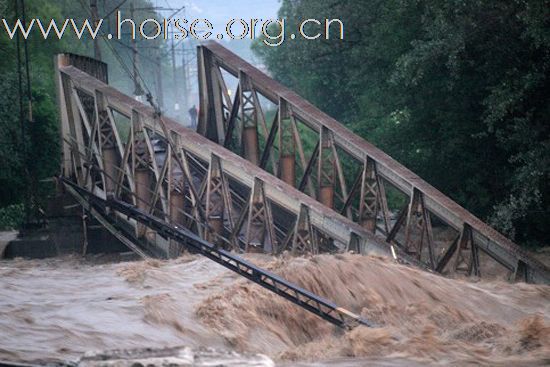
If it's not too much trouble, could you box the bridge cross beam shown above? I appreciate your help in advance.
[197,47,224,143]
[56,55,75,179]
[64,81,89,188]
[132,110,153,238]
[112,114,135,202]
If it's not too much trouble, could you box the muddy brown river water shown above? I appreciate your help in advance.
[0,253,549,366]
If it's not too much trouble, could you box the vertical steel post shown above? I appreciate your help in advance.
[359,157,379,232]
[278,98,295,186]
[131,110,152,238]
[240,72,260,165]
[244,178,277,253]
[205,154,226,245]
[170,41,180,116]
[197,46,224,142]
[181,41,190,113]
[168,133,185,227]
[95,91,119,194]
[318,126,335,208]
[55,55,73,178]
[454,223,479,277]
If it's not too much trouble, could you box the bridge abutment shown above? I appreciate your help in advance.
[2,189,133,260]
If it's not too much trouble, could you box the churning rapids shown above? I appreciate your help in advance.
[0,253,549,366]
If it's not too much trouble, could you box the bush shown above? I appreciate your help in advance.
[0,204,24,230]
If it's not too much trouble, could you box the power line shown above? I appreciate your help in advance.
[103,0,127,19]
[75,0,196,118]
[75,0,157,110]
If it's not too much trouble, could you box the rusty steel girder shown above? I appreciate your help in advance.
[196,41,550,284]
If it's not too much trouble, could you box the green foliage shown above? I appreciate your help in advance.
[0,0,164,228]
[0,204,24,230]
[0,0,67,219]
[255,0,550,247]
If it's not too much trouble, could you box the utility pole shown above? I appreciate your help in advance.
[181,41,190,114]
[130,2,144,100]
[171,40,180,116]
[90,0,102,60]
[155,48,164,110]
[129,3,182,109]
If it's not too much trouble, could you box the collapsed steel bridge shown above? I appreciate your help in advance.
[54,41,548,333]
[54,52,391,329]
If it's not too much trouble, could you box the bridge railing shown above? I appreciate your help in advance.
[196,41,549,283]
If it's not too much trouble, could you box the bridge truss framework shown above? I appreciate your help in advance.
[55,44,549,286]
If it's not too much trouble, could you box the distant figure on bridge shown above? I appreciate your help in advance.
[189,105,198,129]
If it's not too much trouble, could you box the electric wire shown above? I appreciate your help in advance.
[75,0,159,113]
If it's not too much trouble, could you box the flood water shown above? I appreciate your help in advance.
[0,253,549,366]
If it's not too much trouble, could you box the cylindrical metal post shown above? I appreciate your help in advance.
[361,216,376,233]
[243,126,259,165]
[135,169,152,238]
[207,216,224,244]
[319,186,334,209]
[280,155,295,186]
[103,147,118,194]
[169,190,185,226]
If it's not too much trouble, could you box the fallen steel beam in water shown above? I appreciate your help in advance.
[62,177,373,330]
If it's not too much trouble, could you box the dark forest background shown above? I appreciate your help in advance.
[253,0,550,248]
[0,0,549,249]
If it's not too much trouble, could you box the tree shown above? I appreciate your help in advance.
[0,0,167,226]
[254,0,550,247]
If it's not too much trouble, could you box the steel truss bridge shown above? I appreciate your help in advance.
[55,42,549,328]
